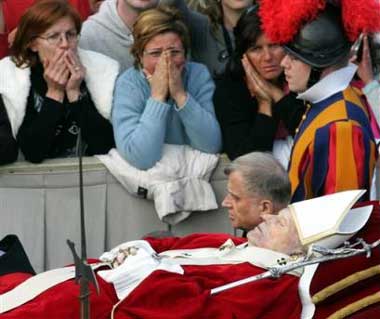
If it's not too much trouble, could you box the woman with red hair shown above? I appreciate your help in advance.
[0,0,92,58]
[0,0,118,163]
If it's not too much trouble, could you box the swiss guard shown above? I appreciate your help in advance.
[260,0,380,202]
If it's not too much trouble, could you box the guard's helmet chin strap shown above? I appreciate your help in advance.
[306,68,323,89]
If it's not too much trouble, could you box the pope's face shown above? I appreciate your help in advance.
[247,208,303,255]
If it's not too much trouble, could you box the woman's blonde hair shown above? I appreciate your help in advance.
[131,6,190,68]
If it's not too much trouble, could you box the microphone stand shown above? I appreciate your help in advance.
[67,128,99,319]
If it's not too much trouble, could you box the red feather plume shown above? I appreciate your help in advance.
[341,0,380,41]
[259,0,326,44]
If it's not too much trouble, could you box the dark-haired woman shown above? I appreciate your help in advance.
[213,6,304,164]
[0,0,118,163]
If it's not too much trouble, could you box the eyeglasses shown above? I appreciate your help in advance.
[38,30,79,46]
[143,48,185,58]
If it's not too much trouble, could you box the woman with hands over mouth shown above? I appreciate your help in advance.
[143,37,188,108]
[40,38,85,104]
[213,5,305,163]
[0,0,118,163]
[112,6,222,170]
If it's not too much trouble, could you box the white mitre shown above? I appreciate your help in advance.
[291,190,374,319]
[288,190,372,249]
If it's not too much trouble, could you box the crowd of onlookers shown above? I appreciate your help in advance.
[1,3,380,318]
[0,0,379,204]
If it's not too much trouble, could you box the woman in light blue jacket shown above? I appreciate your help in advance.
[112,6,222,170]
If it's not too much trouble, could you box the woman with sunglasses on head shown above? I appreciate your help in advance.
[163,0,253,78]
[112,6,221,170]
[213,5,305,165]
[0,0,118,163]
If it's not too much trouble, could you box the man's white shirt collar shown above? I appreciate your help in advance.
[297,63,358,103]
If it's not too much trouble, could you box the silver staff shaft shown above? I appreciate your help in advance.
[210,238,380,295]
[210,270,273,295]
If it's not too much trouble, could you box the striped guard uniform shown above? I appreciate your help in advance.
[289,86,378,202]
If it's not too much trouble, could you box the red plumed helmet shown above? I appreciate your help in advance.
[259,0,326,44]
[260,0,380,44]
[259,0,380,68]
[341,0,380,41]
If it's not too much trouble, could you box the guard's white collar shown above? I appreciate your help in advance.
[297,63,357,103]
